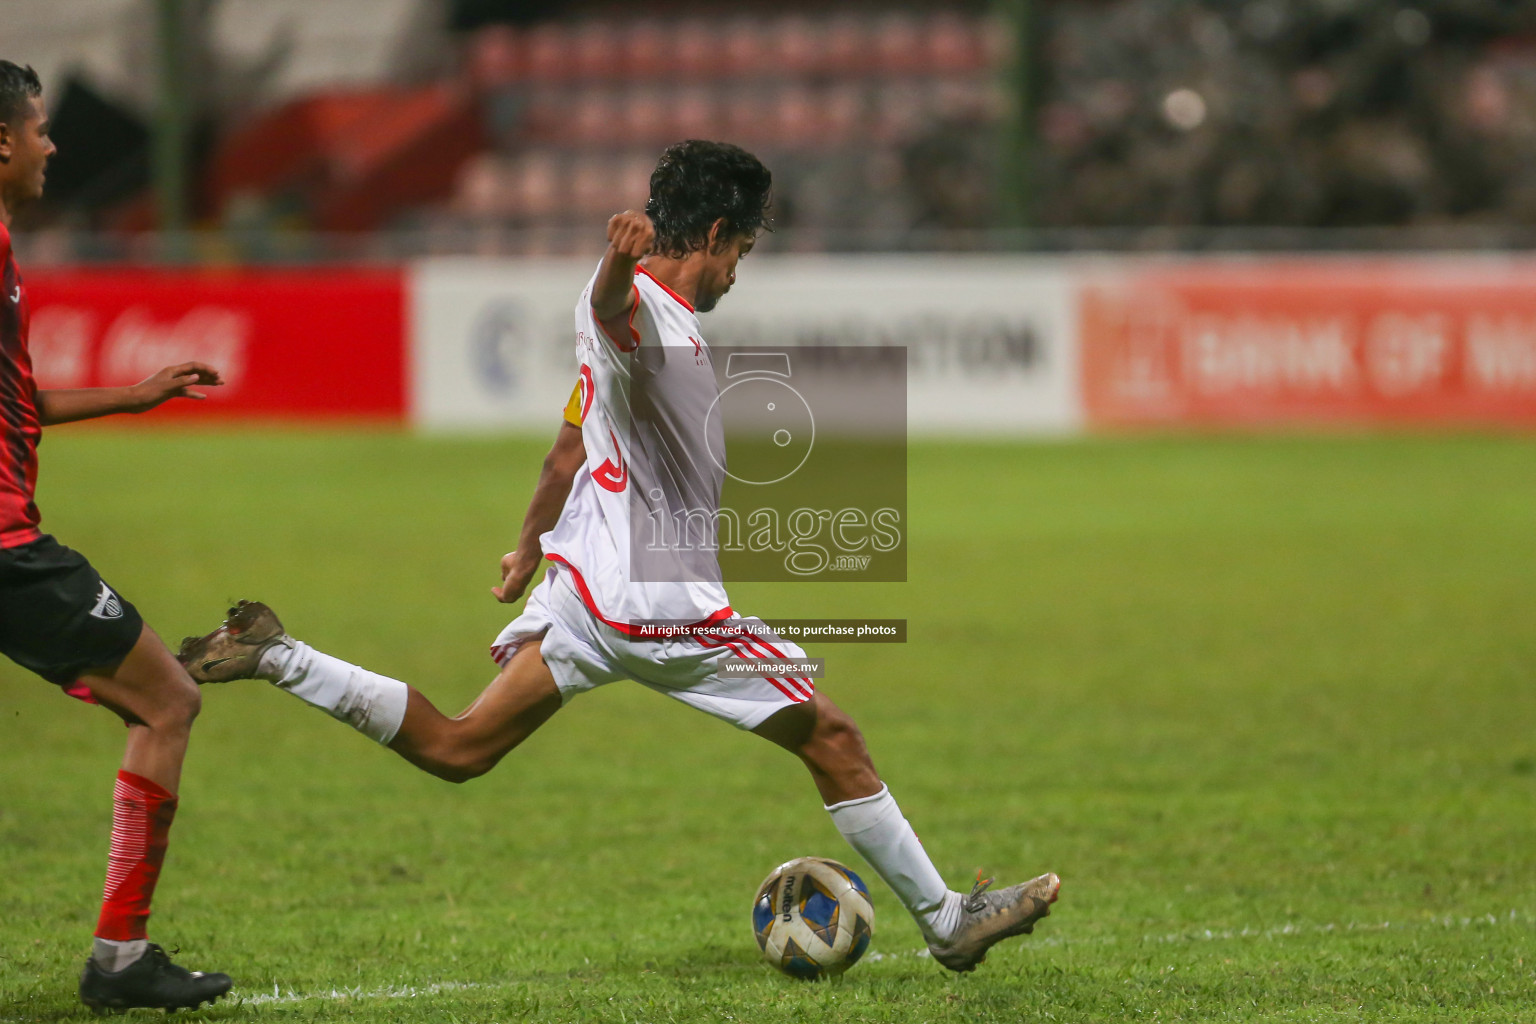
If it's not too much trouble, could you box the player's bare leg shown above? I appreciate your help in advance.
[387,642,562,782]
[72,625,233,1011]
[178,601,562,783]
[753,691,880,805]
[81,625,201,793]
[755,692,1060,972]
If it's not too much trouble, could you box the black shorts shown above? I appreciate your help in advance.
[0,535,144,688]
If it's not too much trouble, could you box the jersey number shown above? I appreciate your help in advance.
[578,364,595,421]
[592,427,628,492]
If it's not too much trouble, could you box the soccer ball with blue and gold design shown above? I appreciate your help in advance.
[752,857,874,979]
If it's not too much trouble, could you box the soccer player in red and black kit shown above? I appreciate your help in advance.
[0,61,233,1012]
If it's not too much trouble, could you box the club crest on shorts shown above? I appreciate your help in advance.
[89,582,124,620]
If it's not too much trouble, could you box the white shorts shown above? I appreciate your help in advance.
[490,566,814,731]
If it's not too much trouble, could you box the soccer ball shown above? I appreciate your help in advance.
[752,856,874,979]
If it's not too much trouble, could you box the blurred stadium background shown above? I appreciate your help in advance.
[6,5,1536,1020]
[14,0,1536,258]
[9,0,1536,256]
[6,0,1536,436]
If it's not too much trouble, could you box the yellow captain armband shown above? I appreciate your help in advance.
[562,380,584,426]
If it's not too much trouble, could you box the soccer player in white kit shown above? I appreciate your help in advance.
[180,141,1059,972]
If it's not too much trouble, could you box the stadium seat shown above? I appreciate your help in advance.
[926,11,987,75]
[822,16,872,77]
[569,156,615,218]
[452,153,510,218]
[621,89,669,146]
[873,13,925,76]
[770,16,822,78]
[723,88,775,149]
[673,87,721,143]
[524,23,573,84]
[624,20,671,81]
[674,20,723,81]
[722,18,772,80]
[465,25,523,90]
[772,86,823,149]
[508,150,565,220]
[571,20,622,82]
[823,84,868,143]
[570,91,620,146]
[618,153,655,210]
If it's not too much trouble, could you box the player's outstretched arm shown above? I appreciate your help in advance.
[35,362,224,425]
[493,420,587,603]
[591,209,654,327]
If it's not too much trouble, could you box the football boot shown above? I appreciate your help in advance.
[177,600,288,683]
[79,943,232,1013]
[927,871,1060,972]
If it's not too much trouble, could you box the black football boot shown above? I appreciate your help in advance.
[79,943,233,1012]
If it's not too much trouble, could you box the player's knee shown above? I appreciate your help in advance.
[805,706,870,770]
[433,762,476,784]
[424,732,506,784]
[436,754,498,784]
[815,707,864,752]
[147,675,202,733]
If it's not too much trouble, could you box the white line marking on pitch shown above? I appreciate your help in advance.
[238,910,1536,1006]
[0,911,1528,1019]
[241,979,497,1007]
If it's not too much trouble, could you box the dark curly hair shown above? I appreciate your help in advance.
[644,140,772,259]
[0,61,41,127]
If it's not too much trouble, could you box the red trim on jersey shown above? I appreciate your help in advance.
[743,632,817,706]
[545,553,733,638]
[721,629,814,697]
[734,632,815,698]
[695,633,809,702]
[637,265,696,313]
[708,626,814,696]
[594,284,641,352]
[737,631,802,670]
[702,633,813,700]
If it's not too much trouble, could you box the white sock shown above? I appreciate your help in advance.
[91,937,147,972]
[258,640,409,745]
[825,784,963,943]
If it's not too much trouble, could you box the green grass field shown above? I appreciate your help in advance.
[3,430,1535,1023]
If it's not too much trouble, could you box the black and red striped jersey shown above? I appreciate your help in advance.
[0,222,43,548]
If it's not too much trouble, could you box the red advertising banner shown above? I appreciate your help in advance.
[1081,260,1536,427]
[23,268,405,420]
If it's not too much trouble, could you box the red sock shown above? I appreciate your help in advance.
[94,770,178,942]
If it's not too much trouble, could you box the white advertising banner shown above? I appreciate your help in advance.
[410,256,1081,434]
[410,258,594,432]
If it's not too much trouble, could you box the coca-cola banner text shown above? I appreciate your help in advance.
[25,269,405,419]
[1081,259,1536,427]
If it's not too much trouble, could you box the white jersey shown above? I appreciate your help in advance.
[541,263,733,631]
[493,260,814,729]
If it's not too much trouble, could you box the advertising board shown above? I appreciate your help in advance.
[26,268,406,419]
[1080,259,1536,427]
[409,257,1082,435]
